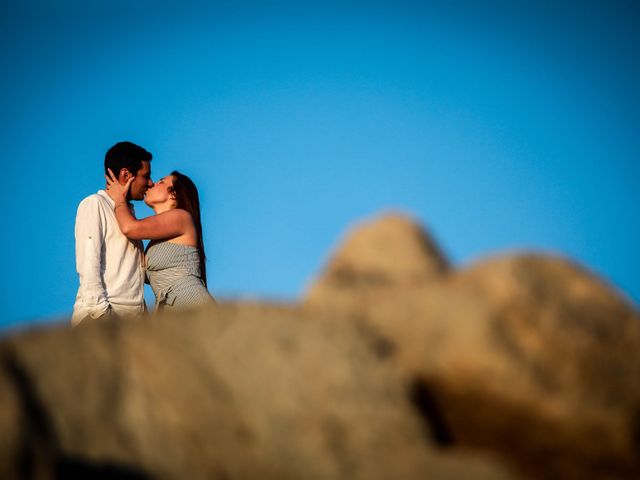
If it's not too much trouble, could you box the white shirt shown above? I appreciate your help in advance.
[72,190,146,325]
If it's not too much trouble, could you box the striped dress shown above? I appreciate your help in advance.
[145,241,215,311]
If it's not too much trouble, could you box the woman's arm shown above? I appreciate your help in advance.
[114,205,191,240]
[106,169,192,240]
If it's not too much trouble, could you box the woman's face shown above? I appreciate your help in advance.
[144,175,176,207]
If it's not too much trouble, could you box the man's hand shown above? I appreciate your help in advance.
[94,304,113,321]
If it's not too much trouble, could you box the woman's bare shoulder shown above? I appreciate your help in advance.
[158,208,193,222]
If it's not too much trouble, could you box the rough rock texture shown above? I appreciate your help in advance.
[304,214,640,480]
[0,304,517,480]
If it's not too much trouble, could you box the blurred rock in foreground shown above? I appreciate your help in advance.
[2,211,639,479]
[0,305,514,480]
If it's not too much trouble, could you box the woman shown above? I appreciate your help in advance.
[106,168,215,311]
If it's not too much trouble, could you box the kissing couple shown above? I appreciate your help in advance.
[71,141,215,325]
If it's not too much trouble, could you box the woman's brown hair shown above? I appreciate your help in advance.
[169,171,207,286]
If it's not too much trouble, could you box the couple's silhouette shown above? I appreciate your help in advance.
[71,141,215,325]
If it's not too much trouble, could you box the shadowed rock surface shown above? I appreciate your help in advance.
[404,256,640,479]
[2,210,639,479]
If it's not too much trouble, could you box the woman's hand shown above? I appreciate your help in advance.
[105,168,134,204]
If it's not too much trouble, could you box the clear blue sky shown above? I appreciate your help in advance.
[1,1,638,330]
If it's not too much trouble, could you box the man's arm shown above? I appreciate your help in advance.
[75,197,111,319]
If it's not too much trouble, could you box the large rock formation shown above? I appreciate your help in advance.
[402,256,640,479]
[304,214,640,480]
[2,210,638,479]
[0,304,516,480]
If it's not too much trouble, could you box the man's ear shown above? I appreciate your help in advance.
[119,168,131,183]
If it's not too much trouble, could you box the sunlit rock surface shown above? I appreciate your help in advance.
[2,211,638,479]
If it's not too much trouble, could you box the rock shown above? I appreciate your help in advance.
[0,304,518,480]
[302,212,450,356]
[304,212,449,310]
[5,210,636,479]
[308,245,640,478]
[403,255,640,480]
[303,212,640,479]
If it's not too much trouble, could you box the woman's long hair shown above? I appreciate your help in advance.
[169,171,207,286]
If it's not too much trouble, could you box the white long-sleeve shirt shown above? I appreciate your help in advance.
[72,190,146,325]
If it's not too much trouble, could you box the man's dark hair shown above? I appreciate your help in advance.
[104,141,152,178]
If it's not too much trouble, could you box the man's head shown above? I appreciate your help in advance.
[104,141,154,201]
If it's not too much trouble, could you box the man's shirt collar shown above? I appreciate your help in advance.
[97,190,134,211]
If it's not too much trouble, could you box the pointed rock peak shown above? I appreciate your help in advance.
[306,211,449,299]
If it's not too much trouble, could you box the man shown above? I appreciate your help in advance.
[71,141,154,325]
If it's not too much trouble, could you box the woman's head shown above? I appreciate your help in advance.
[143,175,176,207]
[145,172,202,209]
[145,171,207,285]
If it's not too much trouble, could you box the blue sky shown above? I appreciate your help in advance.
[1,1,638,330]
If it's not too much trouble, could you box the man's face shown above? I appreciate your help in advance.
[128,161,153,200]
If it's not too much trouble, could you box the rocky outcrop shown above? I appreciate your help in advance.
[305,212,449,309]
[303,212,451,348]
[404,255,640,479]
[304,214,640,480]
[0,304,517,480]
[2,210,638,480]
